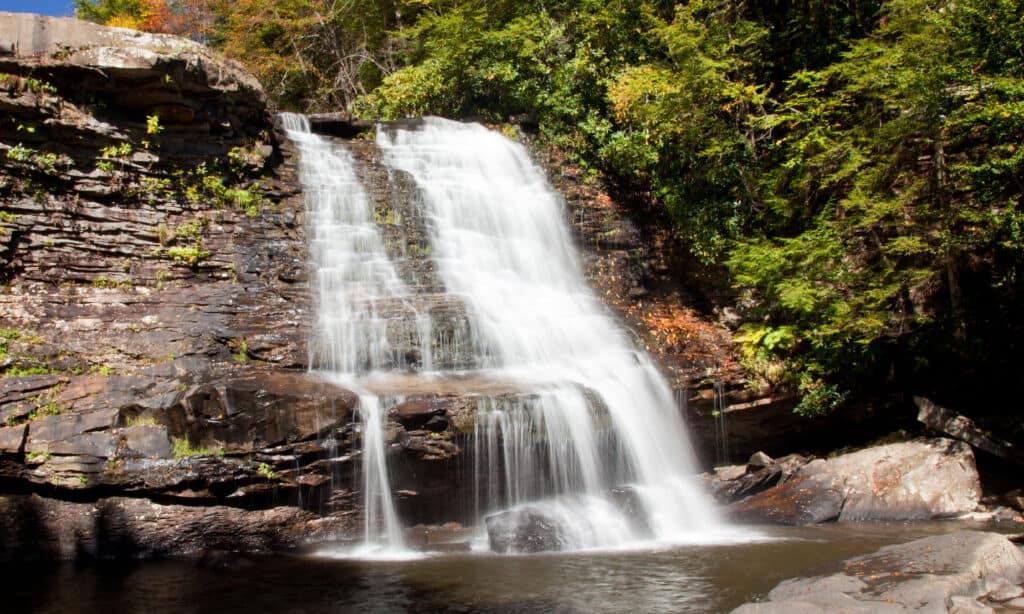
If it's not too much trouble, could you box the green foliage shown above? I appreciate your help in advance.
[5,145,70,175]
[172,437,220,458]
[146,113,163,135]
[256,462,276,479]
[125,415,157,427]
[24,401,61,422]
[26,451,51,462]
[0,328,18,360]
[75,0,144,25]
[153,246,211,266]
[207,0,1024,417]
[233,339,249,363]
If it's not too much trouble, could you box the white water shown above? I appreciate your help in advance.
[378,118,723,548]
[280,113,409,556]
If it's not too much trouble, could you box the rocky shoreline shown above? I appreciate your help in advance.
[732,531,1024,613]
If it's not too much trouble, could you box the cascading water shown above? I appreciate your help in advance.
[284,111,728,556]
[378,118,722,548]
[280,113,410,556]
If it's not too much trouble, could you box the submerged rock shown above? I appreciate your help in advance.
[731,531,1024,613]
[485,507,567,553]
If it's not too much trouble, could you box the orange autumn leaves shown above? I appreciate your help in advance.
[78,0,218,40]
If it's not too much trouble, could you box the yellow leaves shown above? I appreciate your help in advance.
[106,14,142,30]
[606,65,681,126]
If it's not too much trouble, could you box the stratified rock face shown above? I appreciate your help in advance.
[727,438,981,525]
[731,531,1024,613]
[0,14,378,554]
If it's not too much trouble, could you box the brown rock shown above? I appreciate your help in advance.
[27,408,120,443]
[122,424,173,458]
[0,424,26,454]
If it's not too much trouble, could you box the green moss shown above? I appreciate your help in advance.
[152,246,211,266]
[125,415,157,427]
[172,437,221,458]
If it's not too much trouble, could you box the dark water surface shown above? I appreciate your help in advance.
[3,521,1010,613]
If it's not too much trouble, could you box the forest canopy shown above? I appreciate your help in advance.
[76,0,1024,417]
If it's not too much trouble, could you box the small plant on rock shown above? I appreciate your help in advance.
[256,462,276,479]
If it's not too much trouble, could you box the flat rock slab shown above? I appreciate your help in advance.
[26,431,117,458]
[728,438,980,524]
[732,531,1024,613]
[28,408,120,443]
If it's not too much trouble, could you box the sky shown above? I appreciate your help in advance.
[3,1,76,17]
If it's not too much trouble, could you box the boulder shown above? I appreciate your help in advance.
[703,453,810,505]
[731,531,1024,613]
[729,473,846,525]
[728,438,980,524]
[485,507,568,553]
[608,486,652,535]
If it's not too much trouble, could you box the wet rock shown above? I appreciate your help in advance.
[703,453,810,505]
[727,438,980,525]
[404,522,473,552]
[609,486,652,535]
[394,397,447,428]
[731,531,1024,613]
[728,473,846,525]
[485,507,567,553]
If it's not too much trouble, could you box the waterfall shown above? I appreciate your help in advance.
[378,118,720,547]
[280,113,409,556]
[284,112,724,556]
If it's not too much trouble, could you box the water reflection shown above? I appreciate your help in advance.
[3,521,1013,614]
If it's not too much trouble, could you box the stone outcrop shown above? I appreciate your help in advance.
[731,531,1024,613]
[726,438,982,525]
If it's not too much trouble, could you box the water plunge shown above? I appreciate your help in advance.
[284,113,722,554]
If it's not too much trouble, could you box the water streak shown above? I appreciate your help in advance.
[280,113,409,555]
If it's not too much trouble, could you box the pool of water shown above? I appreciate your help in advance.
[4,521,1011,613]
